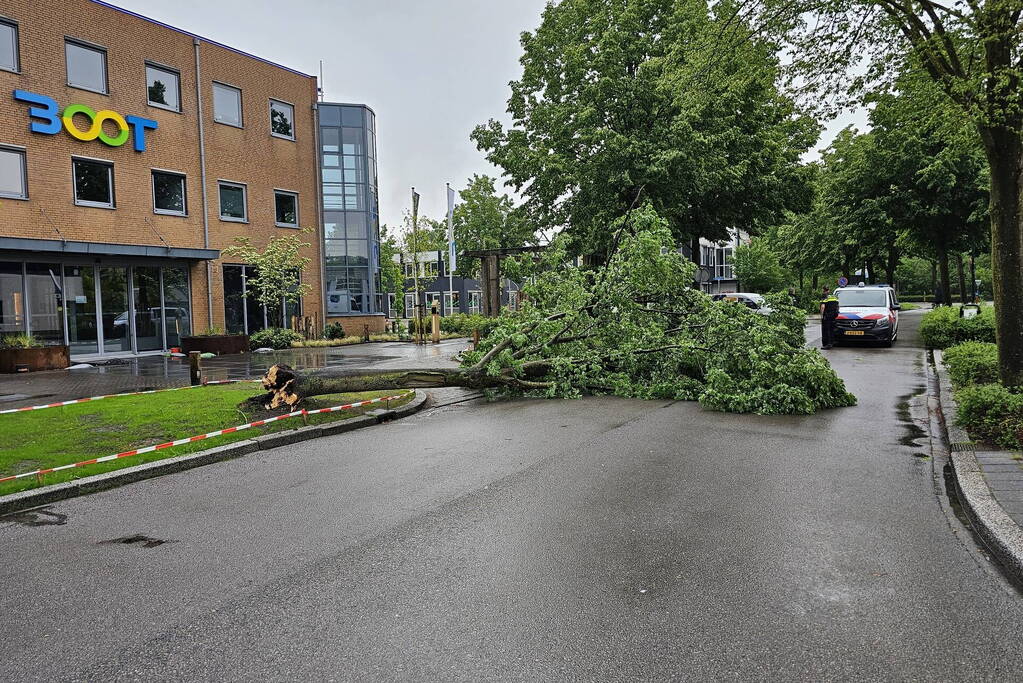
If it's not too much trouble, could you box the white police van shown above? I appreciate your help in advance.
[832,283,900,347]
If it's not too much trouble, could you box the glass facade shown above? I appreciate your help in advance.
[222,264,302,334]
[0,261,191,355]
[319,103,380,316]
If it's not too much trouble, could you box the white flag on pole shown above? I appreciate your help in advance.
[447,184,457,273]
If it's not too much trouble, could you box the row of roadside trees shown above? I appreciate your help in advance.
[383,0,1023,388]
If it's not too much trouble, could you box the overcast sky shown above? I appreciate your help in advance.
[114,0,861,230]
[112,0,548,228]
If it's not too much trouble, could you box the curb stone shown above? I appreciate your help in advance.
[932,350,1023,582]
[0,390,428,516]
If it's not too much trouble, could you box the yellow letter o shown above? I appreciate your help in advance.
[62,105,130,147]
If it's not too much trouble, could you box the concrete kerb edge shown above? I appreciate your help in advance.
[932,349,1023,580]
[0,389,429,516]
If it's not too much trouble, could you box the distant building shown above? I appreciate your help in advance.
[693,229,748,294]
[390,251,520,318]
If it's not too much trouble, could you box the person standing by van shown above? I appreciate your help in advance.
[820,287,839,349]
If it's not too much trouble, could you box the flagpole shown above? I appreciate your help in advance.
[446,183,455,316]
[411,187,422,344]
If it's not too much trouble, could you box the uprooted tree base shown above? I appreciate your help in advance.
[251,205,856,416]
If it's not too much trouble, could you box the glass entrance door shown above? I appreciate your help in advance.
[100,267,131,354]
[133,266,163,351]
[64,265,99,356]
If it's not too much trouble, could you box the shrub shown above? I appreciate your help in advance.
[919,305,995,349]
[0,333,42,349]
[439,313,501,337]
[955,383,1023,449]
[322,322,347,339]
[943,342,999,388]
[250,327,302,350]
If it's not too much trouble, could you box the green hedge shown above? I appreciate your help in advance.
[956,383,1023,450]
[439,313,501,337]
[250,327,302,350]
[943,342,999,388]
[919,305,995,349]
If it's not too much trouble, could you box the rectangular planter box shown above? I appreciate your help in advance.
[180,335,249,355]
[0,345,71,373]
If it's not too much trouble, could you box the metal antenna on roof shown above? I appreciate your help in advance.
[318,60,325,102]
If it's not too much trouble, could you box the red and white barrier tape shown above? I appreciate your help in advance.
[0,390,414,484]
[0,379,259,416]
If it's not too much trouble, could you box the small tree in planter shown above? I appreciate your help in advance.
[222,233,313,329]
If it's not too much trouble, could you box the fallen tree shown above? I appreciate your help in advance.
[256,206,856,415]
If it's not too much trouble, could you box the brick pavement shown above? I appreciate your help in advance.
[975,450,1023,528]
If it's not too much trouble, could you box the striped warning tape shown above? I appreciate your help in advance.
[0,379,260,416]
[0,390,414,484]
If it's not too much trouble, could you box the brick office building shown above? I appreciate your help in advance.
[0,0,323,358]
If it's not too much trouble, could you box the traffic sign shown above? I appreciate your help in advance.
[838,277,849,287]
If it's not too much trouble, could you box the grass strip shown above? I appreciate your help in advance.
[0,385,411,496]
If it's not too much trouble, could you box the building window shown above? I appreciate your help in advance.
[269,99,295,139]
[146,63,180,112]
[0,19,19,72]
[274,190,298,227]
[468,291,482,315]
[218,181,247,221]
[65,39,108,94]
[715,247,734,280]
[0,146,27,199]
[212,82,242,127]
[444,292,460,316]
[72,158,114,208]
[152,170,186,215]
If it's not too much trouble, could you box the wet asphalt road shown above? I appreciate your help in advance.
[2,311,1023,680]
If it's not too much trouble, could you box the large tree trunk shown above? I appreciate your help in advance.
[970,254,977,303]
[980,127,1023,387]
[936,244,952,307]
[884,246,899,293]
[956,253,968,305]
[255,366,502,410]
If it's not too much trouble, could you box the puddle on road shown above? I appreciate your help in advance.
[896,385,929,452]
[0,507,68,527]
[99,534,176,548]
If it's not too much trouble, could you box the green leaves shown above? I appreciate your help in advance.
[221,234,312,325]
[461,205,855,414]
[473,0,816,257]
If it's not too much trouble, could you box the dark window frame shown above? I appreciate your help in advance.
[64,37,109,95]
[0,16,20,73]
[71,156,115,209]
[0,144,28,200]
[217,180,248,222]
[273,189,299,228]
[151,169,187,216]
[269,98,296,141]
[145,61,181,113]
[212,81,243,128]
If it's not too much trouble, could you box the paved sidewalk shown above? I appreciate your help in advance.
[0,340,467,410]
[975,450,1023,527]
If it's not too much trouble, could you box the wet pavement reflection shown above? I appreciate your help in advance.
[0,340,467,409]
